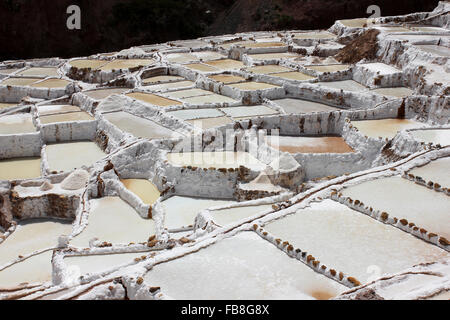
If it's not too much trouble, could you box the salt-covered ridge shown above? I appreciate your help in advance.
[0,2,449,300]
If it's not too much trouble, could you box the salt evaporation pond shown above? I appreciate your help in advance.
[0,102,17,109]
[273,98,340,114]
[166,151,266,170]
[162,196,234,229]
[16,67,59,77]
[64,252,144,277]
[70,197,155,247]
[0,219,72,288]
[305,64,350,73]
[248,52,300,61]
[186,116,233,129]
[409,157,450,187]
[208,74,246,84]
[370,87,414,98]
[0,113,36,134]
[45,141,106,172]
[142,75,184,84]
[265,135,354,153]
[341,176,450,239]
[227,81,280,90]
[415,45,450,57]
[31,79,71,88]
[318,80,367,92]
[166,108,224,120]
[98,59,155,71]
[164,88,213,99]
[184,63,219,73]
[37,104,81,116]
[145,80,194,91]
[69,59,108,69]
[264,200,449,284]
[104,111,179,140]
[182,93,237,104]
[270,71,315,81]
[125,92,182,106]
[293,31,336,39]
[410,129,450,146]
[1,77,38,86]
[164,53,198,63]
[339,18,370,28]
[121,179,160,205]
[210,204,272,226]
[83,88,128,100]
[0,157,41,180]
[203,59,244,70]
[246,65,292,74]
[352,119,424,139]
[220,105,278,118]
[39,111,94,124]
[144,232,347,299]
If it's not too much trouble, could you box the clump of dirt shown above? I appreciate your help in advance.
[335,29,380,64]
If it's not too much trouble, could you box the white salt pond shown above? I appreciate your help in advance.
[166,108,224,120]
[318,80,367,92]
[270,71,315,81]
[265,135,354,153]
[0,157,41,180]
[184,63,219,73]
[144,232,347,299]
[351,119,424,139]
[208,74,246,84]
[0,219,72,267]
[83,88,128,100]
[98,59,155,71]
[220,105,278,118]
[121,179,160,205]
[246,65,292,74]
[0,113,36,134]
[142,75,184,84]
[37,104,82,116]
[247,52,301,61]
[39,111,94,124]
[203,59,245,70]
[293,31,336,39]
[164,88,214,99]
[273,98,340,114]
[409,157,450,187]
[410,129,450,146]
[305,64,350,73]
[166,151,266,170]
[264,200,449,284]
[145,80,194,91]
[227,81,280,91]
[162,196,234,229]
[186,116,233,129]
[1,77,38,86]
[16,67,59,78]
[31,79,71,88]
[339,18,371,28]
[69,59,108,69]
[370,87,414,98]
[182,93,238,104]
[45,141,106,173]
[125,92,182,107]
[64,252,144,277]
[415,45,450,57]
[70,197,155,247]
[341,176,450,239]
[210,204,272,227]
[103,111,179,140]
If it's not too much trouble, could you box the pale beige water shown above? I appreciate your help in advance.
[352,119,424,139]
[164,88,214,99]
[70,197,155,247]
[125,92,182,106]
[220,105,278,118]
[204,59,245,70]
[39,111,94,124]
[371,87,414,98]
[410,129,450,146]
[246,65,292,74]
[184,63,220,72]
[45,141,106,172]
[0,68,20,75]
[182,93,238,104]
[318,80,367,92]
[0,113,36,134]
[98,59,155,71]
[293,32,336,39]
[0,220,72,267]
[341,176,450,239]
[0,251,53,288]
[64,252,144,276]
[306,64,350,73]
[339,18,371,28]
[83,88,128,100]
[103,111,178,140]
[409,157,450,187]
[167,108,225,120]
[145,80,194,91]
[144,232,347,299]
[37,104,81,116]
[121,179,160,205]
[248,52,301,60]
[227,81,280,90]
[142,75,184,84]
[265,199,448,285]
[208,74,246,84]
[0,102,17,109]
[273,98,340,114]
[16,67,59,78]
[1,77,38,86]
[186,116,233,129]
[69,59,108,69]
[210,204,272,226]
[162,196,234,229]
[167,151,266,170]
[270,71,315,81]
[0,157,41,180]
[265,135,354,153]
[31,79,71,88]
